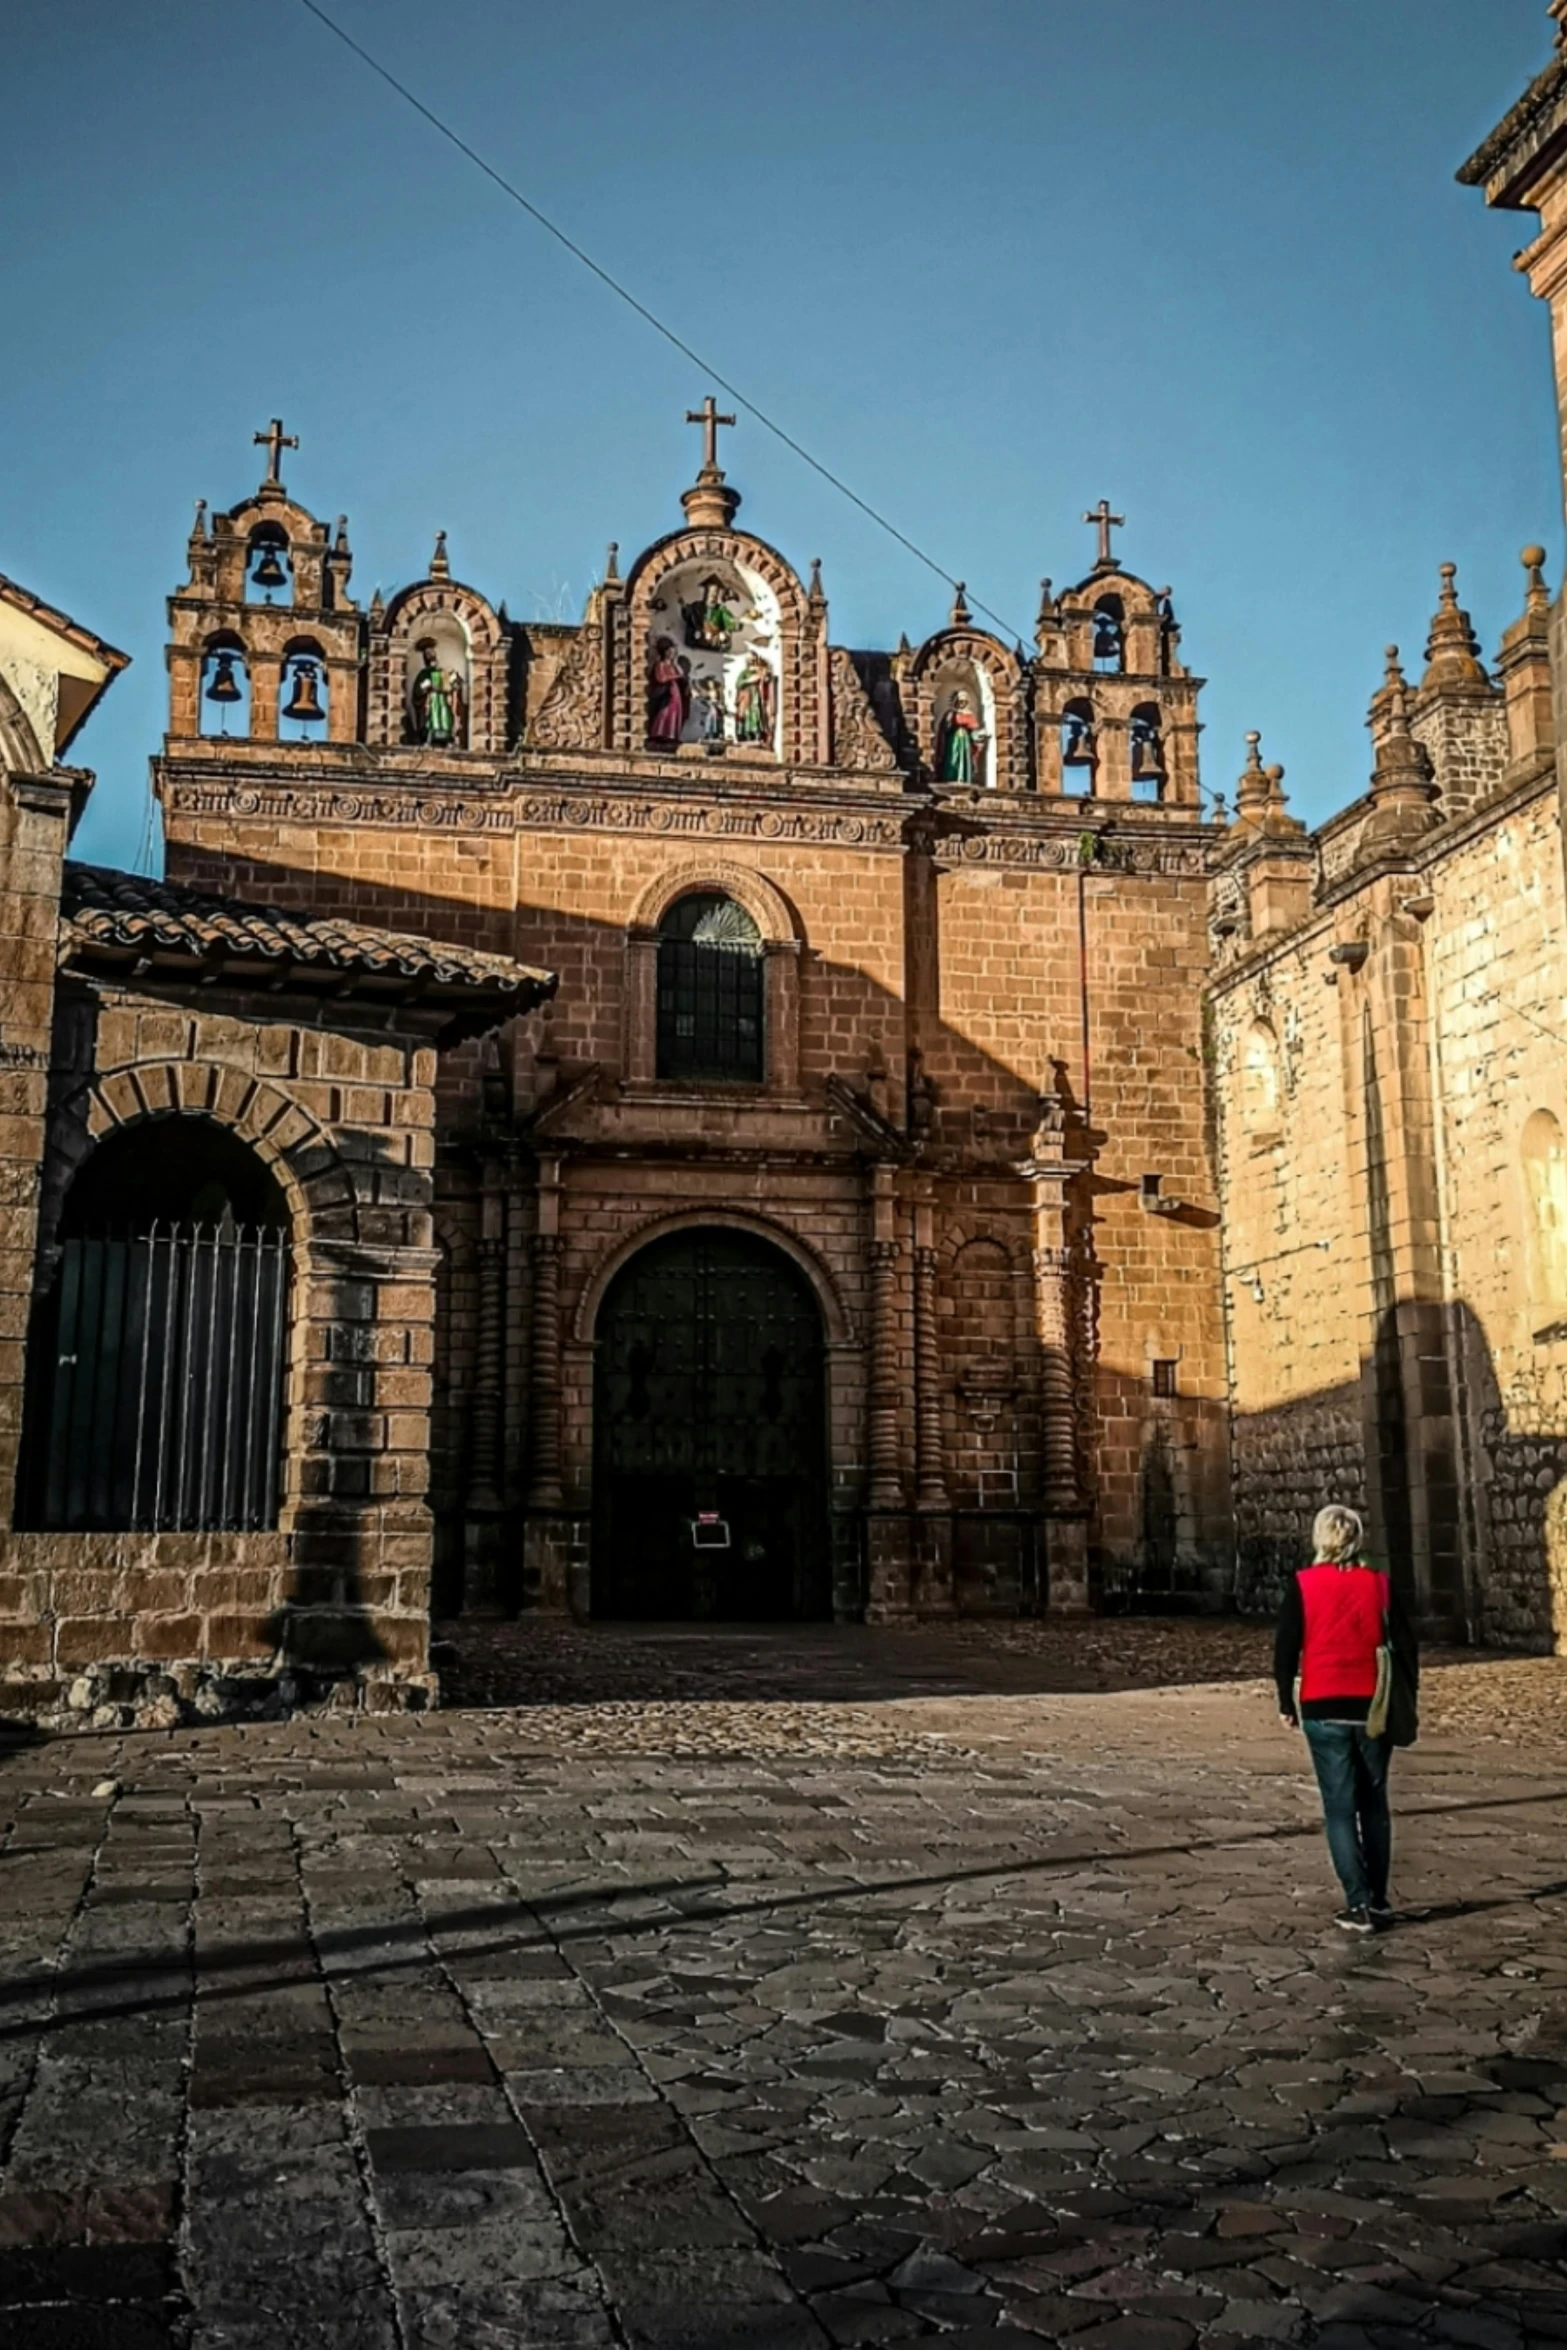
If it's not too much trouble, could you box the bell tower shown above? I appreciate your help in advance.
[165,421,362,749]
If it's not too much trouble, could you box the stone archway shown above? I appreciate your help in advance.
[591,1225,830,1620]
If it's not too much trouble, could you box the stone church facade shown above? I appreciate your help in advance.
[151,419,1227,1643]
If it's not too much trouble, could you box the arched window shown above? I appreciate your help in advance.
[656,892,765,1082]
[245,525,293,606]
[1059,698,1096,798]
[200,633,250,738]
[279,638,329,740]
[1242,1020,1283,1140]
[22,1118,290,1532]
[1130,703,1165,802]
[1523,1109,1567,1306]
[1092,595,1125,674]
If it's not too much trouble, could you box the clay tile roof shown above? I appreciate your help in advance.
[60,862,556,1040]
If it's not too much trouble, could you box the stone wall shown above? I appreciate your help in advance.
[1211,768,1567,1644]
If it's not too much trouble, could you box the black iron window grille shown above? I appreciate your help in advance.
[31,1221,289,1532]
[656,892,765,1082]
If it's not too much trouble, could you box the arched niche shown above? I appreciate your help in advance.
[1092,593,1126,673]
[371,578,508,752]
[245,523,294,607]
[1523,1109,1567,1308]
[619,529,820,764]
[23,1116,291,1534]
[1057,696,1097,798]
[907,629,1024,791]
[1129,701,1165,802]
[405,612,471,749]
[278,636,330,742]
[200,632,250,738]
[644,555,784,754]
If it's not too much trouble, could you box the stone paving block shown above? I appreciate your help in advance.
[364,2122,537,2173]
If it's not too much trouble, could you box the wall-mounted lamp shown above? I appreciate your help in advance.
[1328,939,1369,972]
[1400,893,1435,920]
[1139,1172,1185,1216]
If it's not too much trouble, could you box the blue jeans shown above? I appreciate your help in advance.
[1303,1721,1392,1909]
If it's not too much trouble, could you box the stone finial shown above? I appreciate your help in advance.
[1364,644,1438,846]
[604,541,621,585]
[369,587,386,628]
[808,557,826,613]
[429,530,450,581]
[190,497,209,543]
[949,581,971,627]
[1420,560,1489,692]
[1235,730,1271,824]
[333,515,350,554]
[1523,542,1550,610]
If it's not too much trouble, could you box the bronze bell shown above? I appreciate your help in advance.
[283,658,325,723]
[251,541,288,592]
[205,650,243,704]
[1132,727,1164,777]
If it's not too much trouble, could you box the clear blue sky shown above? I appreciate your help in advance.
[3,0,1558,865]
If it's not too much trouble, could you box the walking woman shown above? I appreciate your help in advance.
[1274,1505,1419,1933]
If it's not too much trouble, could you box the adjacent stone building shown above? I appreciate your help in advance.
[1204,9,1567,1651]
[0,569,554,1725]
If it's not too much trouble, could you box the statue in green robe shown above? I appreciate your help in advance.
[411,638,465,747]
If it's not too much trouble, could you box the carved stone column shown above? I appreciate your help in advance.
[863,1165,913,1620]
[912,1191,953,1615]
[462,1156,507,1613]
[867,1237,904,1512]
[522,1156,570,1613]
[1026,1147,1091,1616]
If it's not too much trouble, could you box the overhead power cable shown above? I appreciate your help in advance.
[293,0,1029,643]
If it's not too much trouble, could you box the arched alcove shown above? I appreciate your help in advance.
[200,632,250,738]
[245,524,293,607]
[278,637,329,742]
[929,658,995,788]
[590,1225,830,1620]
[1523,1109,1567,1307]
[1059,697,1097,798]
[645,556,783,752]
[406,614,471,748]
[23,1117,290,1532]
[1092,594,1126,673]
[1129,702,1165,802]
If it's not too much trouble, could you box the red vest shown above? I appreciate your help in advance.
[1297,1563,1388,1701]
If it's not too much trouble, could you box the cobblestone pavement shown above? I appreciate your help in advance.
[4,1623,1567,2348]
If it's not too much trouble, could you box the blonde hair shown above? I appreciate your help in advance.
[1312,1504,1363,1564]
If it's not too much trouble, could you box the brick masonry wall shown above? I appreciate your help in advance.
[0,988,451,1724]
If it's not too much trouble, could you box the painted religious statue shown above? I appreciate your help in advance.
[935,687,987,787]
[410,639,467,748]
[682,573,741,652]
[733,654,776,748]
[647,635,692,747]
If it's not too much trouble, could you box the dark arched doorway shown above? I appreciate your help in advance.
[592,1227,830,1619]
[21,1117,290,1532]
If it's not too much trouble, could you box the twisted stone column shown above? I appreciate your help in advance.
[913,1243,948,1513]
[527,1232,564,1511]
[866,1237,904,1511]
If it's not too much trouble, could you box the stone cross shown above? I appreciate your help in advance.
[254,418,299,487]
[687,396,736,474]
[1083,499,1125,567]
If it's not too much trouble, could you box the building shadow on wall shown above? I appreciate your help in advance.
[1233,1298,1567,1647]
[164,840,1225,1625]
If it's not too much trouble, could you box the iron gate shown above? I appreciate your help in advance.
[30,1222,289,1532]
[592,1228,829,1618]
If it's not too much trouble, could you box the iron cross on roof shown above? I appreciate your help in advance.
[1083,498,1125,568]
[254,417,298,488]
[686,395,736,474]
